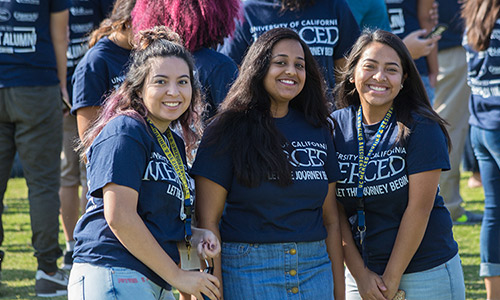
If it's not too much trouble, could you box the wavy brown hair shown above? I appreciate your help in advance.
[461,0,500,52]
[80,26,204,162]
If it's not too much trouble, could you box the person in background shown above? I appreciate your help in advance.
[132,0,240,118]
[68,26,221,300]
[346,0,391,31]
[0,0,69,297]
[193,28,345,299]
[71,0,135,139]
[432,0,482,225]
[462,1,500,298]
[333,29,465,300]
[219,0,360,100]
[59,0,115,271]
[386,0,440,104]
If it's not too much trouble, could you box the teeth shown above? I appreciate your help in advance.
[280,79,295,85]
[163,102,180,107]
[369,85,387,91]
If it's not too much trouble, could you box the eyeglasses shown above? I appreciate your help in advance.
[203,258,214,275]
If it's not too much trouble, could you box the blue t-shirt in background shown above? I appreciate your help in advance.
[73,115,192,290]
[66,0,114,101]
[0,0,70,88]
[219,0,360,97]
[436,0,464,51]
[191,108,342,243]
[332,106,458,275]
[193,48,238,118]
[346,0,391,31]
[71,37,131,114]
[386,0,428,76]
[464,19,500,131]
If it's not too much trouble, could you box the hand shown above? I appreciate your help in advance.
[355,269,388,300]
[191,227,221,259]
[172,268,221,300]
[381,273,401,300]
[402,29,441,60]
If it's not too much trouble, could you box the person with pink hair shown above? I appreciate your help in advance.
[132,0,241,118]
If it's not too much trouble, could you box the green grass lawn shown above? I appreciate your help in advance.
[0,173,487,299]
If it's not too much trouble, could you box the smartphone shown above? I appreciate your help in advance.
[61,93,72,110]
[425,24,448,39]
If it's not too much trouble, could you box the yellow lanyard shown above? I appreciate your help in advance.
[146,119,192,247]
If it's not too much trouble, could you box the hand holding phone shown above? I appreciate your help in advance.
[425,24,448,39]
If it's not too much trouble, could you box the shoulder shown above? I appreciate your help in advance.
[331,106,356,125]
[94,115,151,146]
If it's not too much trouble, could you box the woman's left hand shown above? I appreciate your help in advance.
[381,274,401,300]
[191,227,221,259]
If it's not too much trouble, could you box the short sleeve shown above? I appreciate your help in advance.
[190,138,233,191]
[87,133,148,198]
[50,0,70,13]
[406,118,450,175]
[71,54,109,114]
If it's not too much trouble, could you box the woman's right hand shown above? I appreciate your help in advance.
[172,268,221,300]
[356,269,388,300]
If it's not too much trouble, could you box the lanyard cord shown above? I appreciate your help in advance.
[147,119,192,247]
[356,106,393,253]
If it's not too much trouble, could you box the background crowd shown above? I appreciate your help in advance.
[0,0,498,299]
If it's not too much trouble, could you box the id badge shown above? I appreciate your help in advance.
[177,242,201,270]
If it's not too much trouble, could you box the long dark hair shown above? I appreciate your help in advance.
[335,29,451,150]
[461,0,500,52]
[80,26,204,162]
[202,27,331,187]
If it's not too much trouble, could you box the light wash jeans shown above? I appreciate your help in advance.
[471,126,500,277]
[68,263,176,300]
[221,240,334,299]
[346,253,465,300]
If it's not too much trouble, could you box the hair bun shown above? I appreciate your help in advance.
[136,25,183,50]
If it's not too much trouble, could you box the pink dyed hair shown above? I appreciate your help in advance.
[131,0,241,52]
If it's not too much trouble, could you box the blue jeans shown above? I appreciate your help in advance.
[346,253,465,300]
[470,125,500,277]
[421,75,435,106]
[68,263,176,300]
[221,240,334,299]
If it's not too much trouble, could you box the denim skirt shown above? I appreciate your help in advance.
[221,240,334,299]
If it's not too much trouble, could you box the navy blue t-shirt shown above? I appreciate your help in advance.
[436,0,464,51]
[73,115,192,289]
[193,48,238,118]
[71,37,131,114]
[0,0,70,88]
[464,19,500,131]
[332,106,458,275]
[219,0,360,96]
[191,108,342,243]
[385,0,428,76]
[66,0,114,101]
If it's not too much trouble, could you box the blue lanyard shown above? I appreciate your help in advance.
[356,106,393,248]
[146,119,193,249]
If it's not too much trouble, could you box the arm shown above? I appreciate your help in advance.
[76,106,100,139]
[418,0,439,87]
[103,183,221,300]
[337,202,388,300]
[381,169,441,299]
[322,183,345,300]
[50,9,69,102]
[195,176,228,299]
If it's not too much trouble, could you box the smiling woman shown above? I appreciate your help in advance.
[67,26,222,300]
[192,28,345,299]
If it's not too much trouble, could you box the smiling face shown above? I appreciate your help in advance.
[263,39,306,117]
[140,56,192,132]
[353,42,405,122]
